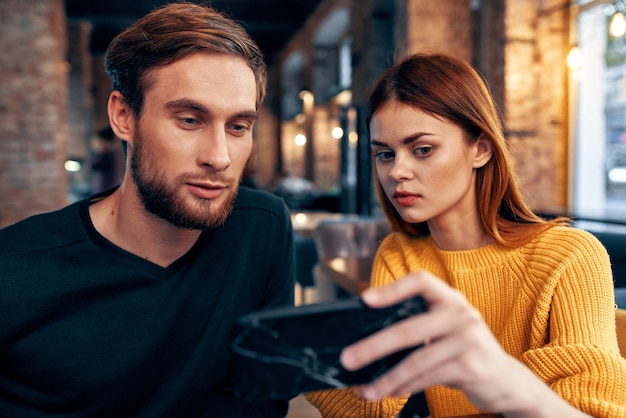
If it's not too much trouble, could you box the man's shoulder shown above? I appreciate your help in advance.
[0,202,85,257]
[234,186,289,219]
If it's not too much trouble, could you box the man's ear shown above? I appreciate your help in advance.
[472,133,493,168]
[107,91,135,144]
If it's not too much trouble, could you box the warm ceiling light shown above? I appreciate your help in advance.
[299,90,314,106]
[610,12,626,38]
[294,134,306,146]
[331,126,344,139]
[334,90,352,106]
[567,46,583,69]
[64,159,82,172]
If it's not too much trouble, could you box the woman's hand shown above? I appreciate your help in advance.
[340,271,590,417]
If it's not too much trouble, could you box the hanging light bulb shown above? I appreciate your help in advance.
[294,134,306,146]
[610,11,626,38]
[331,126,343,139]
[567,45,583,69]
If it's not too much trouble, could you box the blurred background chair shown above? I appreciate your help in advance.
[312,217,391,302]
[294,234,318,305]
[291,211,354,305]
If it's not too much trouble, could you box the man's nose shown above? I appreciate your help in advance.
[198,127,231,171]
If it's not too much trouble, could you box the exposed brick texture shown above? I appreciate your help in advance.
[0,0,68,227]
[0,0,571,225]
[504,0,569,210]
[407,0,473,61]
[274,0,570,211]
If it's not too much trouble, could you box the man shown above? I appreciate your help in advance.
[0,3,294,417]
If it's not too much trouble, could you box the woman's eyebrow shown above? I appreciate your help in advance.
[370,139,387,146]
[370,132,429,146]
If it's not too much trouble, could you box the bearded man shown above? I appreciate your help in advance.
[0,3,294,417]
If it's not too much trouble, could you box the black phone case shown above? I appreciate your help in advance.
[230,295,427,402]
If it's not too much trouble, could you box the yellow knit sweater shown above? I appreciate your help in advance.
[306,226,626,417]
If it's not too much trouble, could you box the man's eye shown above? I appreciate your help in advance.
[229,122,252,134]
[180,117,198,126]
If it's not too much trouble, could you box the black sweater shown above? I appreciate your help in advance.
[0,187,295,417]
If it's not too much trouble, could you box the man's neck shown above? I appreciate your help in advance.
[88,185,202,267]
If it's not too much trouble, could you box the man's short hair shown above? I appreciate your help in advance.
[104,2,267,117]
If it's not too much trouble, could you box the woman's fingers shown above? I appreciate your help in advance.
[358,320,502,400]
[341,271,516,405]
[350,305,490,400]
[360,269,454,309]
[341,311,433,371]
[341,271,469,371]
[354,334,463,400]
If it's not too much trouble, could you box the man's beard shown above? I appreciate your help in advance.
[130,132,237,230]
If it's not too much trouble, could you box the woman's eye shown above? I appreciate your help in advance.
[414,146,433,157]
[374,150,394,162]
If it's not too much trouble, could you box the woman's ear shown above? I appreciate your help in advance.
[107,91,135,144]
[472,134,493,168]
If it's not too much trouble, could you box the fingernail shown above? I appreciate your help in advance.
[359,386,380,401]
[362,289,380,303]
[340,349,355,369]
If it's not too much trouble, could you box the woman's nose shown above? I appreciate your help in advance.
[388,154,413,181]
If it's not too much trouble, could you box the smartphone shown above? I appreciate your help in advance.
[230,295,427,402]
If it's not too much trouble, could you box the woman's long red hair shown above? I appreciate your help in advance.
[366,51,568,247]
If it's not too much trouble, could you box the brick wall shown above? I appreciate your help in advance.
[402,0,569,211]
[0,0,573,224]
[503,0,569,210]
[0,0,68,227]
[406,0,473,61]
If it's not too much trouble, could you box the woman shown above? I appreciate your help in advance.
[306,51,626,417]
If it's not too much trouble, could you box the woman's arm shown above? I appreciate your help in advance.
[340,271,591,418]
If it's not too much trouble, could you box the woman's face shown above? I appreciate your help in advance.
[370,100,491,231]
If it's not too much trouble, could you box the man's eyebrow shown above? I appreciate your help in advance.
[232,110,259,121]
[164,99,258,121]
[165,99,209,113]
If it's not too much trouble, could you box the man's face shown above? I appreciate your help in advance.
[129,53,258,230]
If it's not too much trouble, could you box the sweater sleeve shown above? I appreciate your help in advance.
[521,230,626,417]
[304,388,408,418]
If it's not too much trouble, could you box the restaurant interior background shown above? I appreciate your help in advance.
[4,0,626,227]
[3,1,626,415]
[3,0,626,267]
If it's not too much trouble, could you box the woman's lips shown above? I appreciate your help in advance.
[393,191,419,206]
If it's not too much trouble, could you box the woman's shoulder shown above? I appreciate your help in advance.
[525,224,609,263]
[534,224,603,247]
